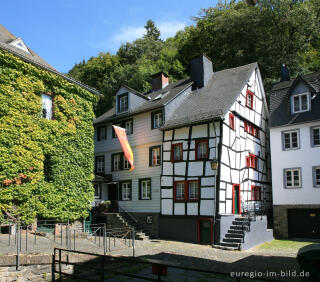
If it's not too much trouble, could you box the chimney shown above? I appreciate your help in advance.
[151,72,169,92]
[281,64,290,82]
[190,54,213,88]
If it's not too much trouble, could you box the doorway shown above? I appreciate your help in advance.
[232,184,241,214]
[198,218,213,244]
[108,184,118,201]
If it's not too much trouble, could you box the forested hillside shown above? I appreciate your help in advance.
[68,0,320,116]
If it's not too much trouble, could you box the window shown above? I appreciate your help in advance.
[229,113,235,130]
[311,126,320,147]
[42,94,53,120]
[149,146,161,166]
[291,93,310,113]
[171,143,183,162]
[97,126,107,141]
[118,93,128,112]
[139,179,151,200]
[246,154,258,169]
[151,110,163,129]
[95,156,105,173]
[246,90,254,109]
[282,130,299,150]
[313,166,320,188]
[244,121,259,138]
[284,168,301,188]
[123,157,131,170]
[94,183,101,199]
[112,123,121,138]
[251,186,261,201]
[112,153,122,171]
[120,181,131,200]
[174,180,200,201]
[195,139,208,160]
[125,119,133,135]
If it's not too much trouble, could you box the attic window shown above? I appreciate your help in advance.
[291,93,310,113]
[246,90,254,109]
[9,38,31,54]
[118,93,128,113]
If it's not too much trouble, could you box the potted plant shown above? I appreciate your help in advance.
[98,200,111,213]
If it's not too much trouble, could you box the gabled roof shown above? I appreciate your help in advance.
[270,72,320,128]
[161,63,258,129]
[0,24,101,96]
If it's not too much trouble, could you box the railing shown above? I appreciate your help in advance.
[118,204,138,224]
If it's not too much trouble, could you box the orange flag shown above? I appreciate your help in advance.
[112,125,134,171]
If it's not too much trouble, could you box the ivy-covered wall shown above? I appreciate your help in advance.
[0,49,98,223]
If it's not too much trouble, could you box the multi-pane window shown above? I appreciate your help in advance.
[188,181,199,200]
[123,158,130,170]
[174,182,185,200]
[284,168,301,188]
[283,130,299,150]
[292,93,309,113]
[113,154,121,171]
[152,111,163,129]
[229,113,235,130]
[244,122,259,138]
[121,182,131,200]
[171,143,183,162]
[118,94,128,112]
[94,183,101,199]
[150,146,161,166]
[246,154,258,169]
[140,179,151,200]
[246,90,254,109]
[251,186,261,201]
[97,126,107,141]
[312,127,320,146]
[313,167,320,188]
[174,180,200,201]
[96,156,105,173]
[195,139,208,160]
[42,94,53,120]
[125,120,133,135]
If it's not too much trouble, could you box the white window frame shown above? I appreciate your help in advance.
[284,168,302,188]
[96,156,105,173]
[197,141,208,159]
[291,92,310,114]
[123,157,130,170]
[119,95,128,112]
[125,120,133,135]
[94,183,102,199]
[97,126,107,141]
[282,129,300,150]
[42,94,53,120]
[313,166,320,188]
[122,182,131,200]
[153,112,163,129]
[175,182,185,200]
[151,146,161,166]
[114,154,121,171]
[140,179,151,200]
[311,126,320,147]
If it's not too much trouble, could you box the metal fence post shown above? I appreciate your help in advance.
[103,224,106,255]
[132,227,135,257]
[52,249,56,282]
[60,224,63,246]
[25,226,28,251]
[16,216,20,271]
[73,230,76,250]
[59,249,62,282]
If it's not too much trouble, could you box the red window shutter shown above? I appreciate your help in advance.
[229,113,235,130]
[250,125,254,135]
[244,122,248,132]
[246,156,250,167]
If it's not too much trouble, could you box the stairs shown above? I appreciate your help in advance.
[213,217,250,251]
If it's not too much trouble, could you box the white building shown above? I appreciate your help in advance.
[270,72,320,239]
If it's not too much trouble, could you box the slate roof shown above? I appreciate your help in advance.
[162,63,258,129]
[269,72,320,128]
[93,77,193,125]
[0,24,101,96]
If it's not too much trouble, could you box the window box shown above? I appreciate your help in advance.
[151,110,163,129]
[97,126,107,141]
[173,180,200,202]
[229,113,235,130]
[195,139,209,160]
[119,181,132,200]
[246,90,254,109]
[313,166,320,188]
[311,126,320,147]
[251,186,261,201]
[291,93,310,113]
[149,146,161,166]
[171,143,183,162]
[139,178,151,200]
[284,168,301,188]
[282,129,299,150]
[95,156,105,173]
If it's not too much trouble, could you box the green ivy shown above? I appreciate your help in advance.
[0,49,98,223]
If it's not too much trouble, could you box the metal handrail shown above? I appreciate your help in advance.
[118,204,138,224]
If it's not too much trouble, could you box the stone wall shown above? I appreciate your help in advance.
[273,204,320,238]
[133,213,159,237]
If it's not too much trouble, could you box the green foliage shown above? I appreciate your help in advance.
[0,49,97,223]
[144,19,161,41]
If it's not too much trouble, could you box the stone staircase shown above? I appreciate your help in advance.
[213,217,250,251]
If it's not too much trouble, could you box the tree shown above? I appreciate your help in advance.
[144,19,161,41]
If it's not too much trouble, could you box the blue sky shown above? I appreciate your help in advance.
[2,0,217,73]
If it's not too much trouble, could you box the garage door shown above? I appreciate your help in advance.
[288,209,320,239]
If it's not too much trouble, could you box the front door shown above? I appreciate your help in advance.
[108,184,118,201]
[233,184,241,214]
[199,219,212,244]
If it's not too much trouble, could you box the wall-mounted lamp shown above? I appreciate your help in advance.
[210,159,219,170]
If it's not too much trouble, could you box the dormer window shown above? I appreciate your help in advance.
[291,93,310,113]
[42,94,53,120]
[118,93,128,113]
[246,90,254,109]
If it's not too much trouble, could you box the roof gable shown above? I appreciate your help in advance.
[8,38,31,54]
[288,75,316,96]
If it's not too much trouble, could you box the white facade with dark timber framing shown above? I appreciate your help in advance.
[269,70,320,239]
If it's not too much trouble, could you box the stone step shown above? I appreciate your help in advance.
[234,217,249,221]
[225,233,244,239]
[232,220,250,226]
[219,242,240,250]
[223,238,242,244]
[227,229,243,235]
[212,244,239,251]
